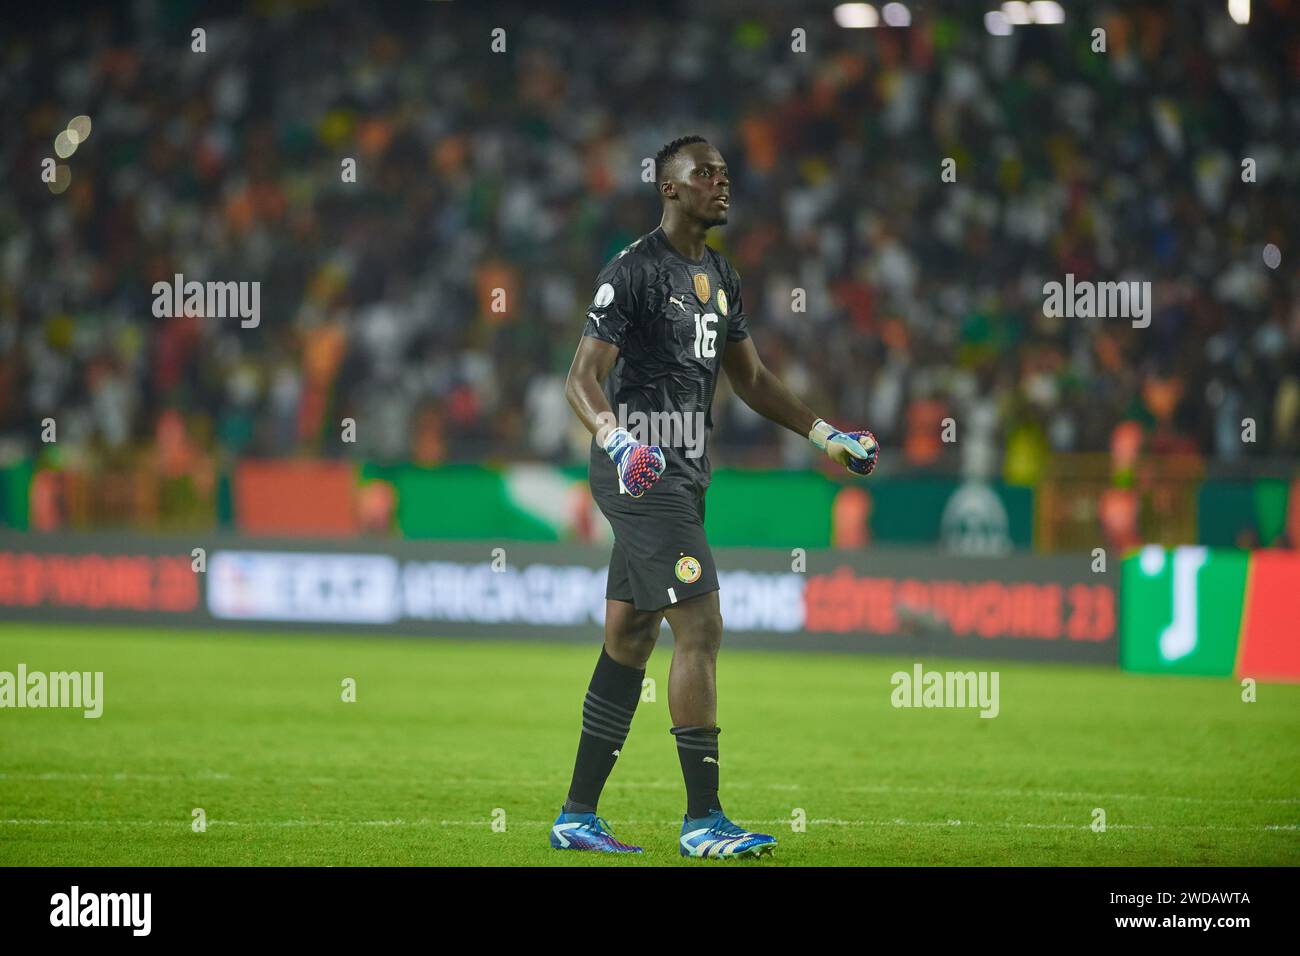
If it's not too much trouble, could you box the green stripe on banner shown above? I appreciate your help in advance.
[385,465,1033,549]
[1120,546,1248,676]
[395,465,561,540]
[1252,479,1289,547]
[0,459,31,531]
[1198,478,1292,547]
[704,470,838,548]
[1196,480,1256,547]
[868,477,1034,550]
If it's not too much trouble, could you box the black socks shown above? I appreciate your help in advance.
[671,724,722,819]
[564,647,644,813]
[563,648,725,822]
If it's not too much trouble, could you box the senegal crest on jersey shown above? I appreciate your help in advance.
[693,272,711,304]
[717,288,728,315]
[675,555,702,584]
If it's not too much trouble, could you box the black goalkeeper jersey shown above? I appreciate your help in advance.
[582,226,750,498]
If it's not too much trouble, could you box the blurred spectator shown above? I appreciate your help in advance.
[1,0,1296,479]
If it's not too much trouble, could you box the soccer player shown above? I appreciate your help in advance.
[550,136,879,858]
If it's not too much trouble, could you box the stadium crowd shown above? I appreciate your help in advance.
[2,1,1297,484]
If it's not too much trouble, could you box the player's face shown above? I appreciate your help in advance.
[669,145,730,227]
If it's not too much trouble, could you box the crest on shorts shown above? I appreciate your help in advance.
[716,289,728,316]
[692,272,711,304]
[675,555,702,584]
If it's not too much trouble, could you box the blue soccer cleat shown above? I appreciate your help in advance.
[550,811,643,853]
[679,810,777,859]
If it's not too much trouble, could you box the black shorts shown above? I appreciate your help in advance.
[596,485,719,612]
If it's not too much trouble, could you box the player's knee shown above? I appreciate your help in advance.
[607,619,659,666]
[676,609,723,656]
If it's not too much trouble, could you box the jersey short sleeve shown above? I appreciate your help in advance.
[582,253,640,350]
[724,264,750,342]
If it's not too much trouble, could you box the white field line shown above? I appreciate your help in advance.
[0,818,1295,833]
[0,771,232,782]
[3,772,1295,807]
[836,783,1300,806]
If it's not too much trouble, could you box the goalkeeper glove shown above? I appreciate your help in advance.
[603,427,666,497]
[809,418,879,476]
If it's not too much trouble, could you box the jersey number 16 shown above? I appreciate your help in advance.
[693,313,718,358]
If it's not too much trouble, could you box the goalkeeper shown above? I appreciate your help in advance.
[551,135,878,858]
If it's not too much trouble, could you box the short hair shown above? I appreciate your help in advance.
[655,135,709,184]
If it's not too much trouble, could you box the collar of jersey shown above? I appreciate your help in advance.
[653,226,710,265]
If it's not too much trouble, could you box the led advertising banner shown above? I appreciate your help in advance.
[0,534,1116,663]
[1121,546,1300,682]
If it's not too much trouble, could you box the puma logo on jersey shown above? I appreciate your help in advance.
[588,312,601,325]
[669,296,689,313]
[612,750,621,758]
[703,756,718,765]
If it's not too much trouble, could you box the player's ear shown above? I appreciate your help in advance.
[659,180,675,200]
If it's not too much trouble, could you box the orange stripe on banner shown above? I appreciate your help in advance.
[235,460,359,536]
[1235,550,1300,683]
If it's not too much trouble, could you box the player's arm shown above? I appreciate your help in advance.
[566,260,667,498]
[565,336,666,496]
[721,336,879,475]
[564,335,622,445]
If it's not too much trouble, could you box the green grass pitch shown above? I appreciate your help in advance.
[1,624,1296,866]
